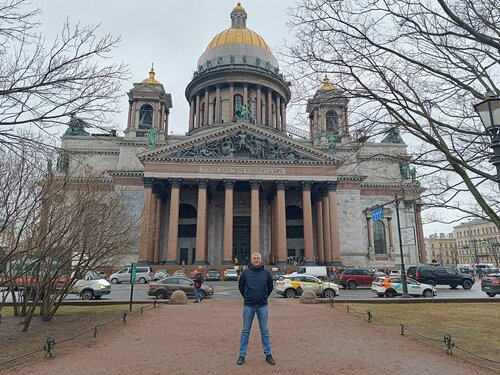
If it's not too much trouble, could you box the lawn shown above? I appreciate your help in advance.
[331,302,500,372]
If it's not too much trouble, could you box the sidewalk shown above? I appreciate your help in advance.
[1,298,497,375]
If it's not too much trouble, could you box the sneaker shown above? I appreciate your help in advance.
[265,354,275,365]
[194,300,199,303]
[237,356,245,365]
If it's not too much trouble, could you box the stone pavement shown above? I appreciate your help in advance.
[1,298,497,375]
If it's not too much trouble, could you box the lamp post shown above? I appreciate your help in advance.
[473,91,500,188]
[394,196,411,298]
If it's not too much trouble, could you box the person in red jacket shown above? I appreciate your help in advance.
[236,252,275,366]
[193,271,204,303]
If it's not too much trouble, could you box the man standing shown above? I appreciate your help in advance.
[237,252,275,366]
[193,271,204,303]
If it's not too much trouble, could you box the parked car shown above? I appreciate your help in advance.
[224,268,239,281]
[293,266,329,280]
[69,270,111,300]
[147,276,214,300]
[371,275,436,298]
[109,266,153,284]
[276,274,339,299]
[413,266,474,289]
[335,268,379,289]
[153,269,169,281]
[480,273,500,297]
[173,269,186,277]
[206,269,221,281]
[474,263,499,276]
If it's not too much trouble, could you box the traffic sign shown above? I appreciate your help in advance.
[372,208,383,221]
[130,262,137,284]
[481,240,488,249]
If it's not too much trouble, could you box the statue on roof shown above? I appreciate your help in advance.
[64,114,89,136]
[236,104,249,120]
[147,127,159,148]
[381,127,405,144]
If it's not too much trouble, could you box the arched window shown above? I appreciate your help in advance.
[373,221,387,254]
[139,104,153,128]
[234,94,243,118]
[326,110,339,134]
[285,205,303,219]
[200,102,205,125]
[212,98,216,124]
[179,204,197,219]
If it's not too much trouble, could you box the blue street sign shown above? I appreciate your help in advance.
[372,208,383,221]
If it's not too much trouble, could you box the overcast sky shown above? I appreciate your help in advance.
[30,0,454,237]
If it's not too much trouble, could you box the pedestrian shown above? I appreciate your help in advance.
[237,252,275,366]
[193,271,204,303]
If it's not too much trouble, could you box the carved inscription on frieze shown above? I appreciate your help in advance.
[199,167,286,175]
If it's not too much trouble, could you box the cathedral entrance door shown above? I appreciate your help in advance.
[233,217,250,265]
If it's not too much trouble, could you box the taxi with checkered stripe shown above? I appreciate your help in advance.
[276,274,339,299]
[371,275,436,298]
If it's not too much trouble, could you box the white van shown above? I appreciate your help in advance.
[69,270,111,300]
[295,266,329,280]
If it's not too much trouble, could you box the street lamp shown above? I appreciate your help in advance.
[473,91,500,187]
[394,196,411,298]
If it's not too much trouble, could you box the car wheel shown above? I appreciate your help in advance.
[323,289,336,299]
[486,292,496,297]
[426,279,436,286]
[81,290,94,300]
[462,280,473,290]
[138,277,147,284]
[423,289,434,298]
[385,289,397,298]
[285,288,296,298]
[155,290,167,299]
[111,278,119,284]
[347,280,357,290]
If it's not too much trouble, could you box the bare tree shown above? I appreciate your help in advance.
[0,0,130,151]
[284,0,500,228]
[0,142,138,331]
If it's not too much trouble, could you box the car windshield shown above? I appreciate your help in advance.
[87,270,101,280]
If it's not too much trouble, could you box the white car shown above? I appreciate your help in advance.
[371,276,436,298]
[70,270,112,300]
[276,274,339,299]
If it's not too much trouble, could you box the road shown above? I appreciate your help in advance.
[59,278,493,302]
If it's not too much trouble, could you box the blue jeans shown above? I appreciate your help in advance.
[194,288,202,302]
[239,304,271,357]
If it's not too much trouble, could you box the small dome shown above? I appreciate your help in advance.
[141,65,160,84]
[232,2,246,15]
[319,75,336,91]
[206,28,271,52]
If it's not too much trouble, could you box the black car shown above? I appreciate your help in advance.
[414,266,474,289]
[206,268,221,281]
[480,273,500,297]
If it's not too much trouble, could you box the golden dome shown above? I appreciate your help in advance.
[206,27,271,52]
[141,65,160,84]
[232,2,246,13]
[319,75,336,91]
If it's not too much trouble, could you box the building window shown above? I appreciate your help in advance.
[373,221,387,254]
[326,110,339,134]
[234,94,243,118]
[139,104,153,128]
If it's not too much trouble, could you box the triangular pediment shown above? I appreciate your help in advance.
[138,123,340,164]
[131,83,165,95]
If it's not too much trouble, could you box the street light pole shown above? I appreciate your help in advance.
[473,91,500,188]
[394,196,410,298]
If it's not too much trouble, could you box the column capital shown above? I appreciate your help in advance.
[197,179,209,189]
[301,181,314,191]
[325,181,338,192]
[275,180,287,190]
[142,177,156,188]
[223,179,236,189]
[169,178,182,188]
[249,179,262,190]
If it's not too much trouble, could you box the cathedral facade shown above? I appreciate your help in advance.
[57,3,426,268]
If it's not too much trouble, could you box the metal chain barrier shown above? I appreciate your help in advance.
[400,324,500,365]
[0,301,159,368]
[329,300,372,323]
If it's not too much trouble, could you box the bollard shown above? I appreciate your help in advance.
[153,299,157,308]
[43,337,56,358]
[93,325,98,338]
[444,334,455,355]
[400,324,405,335]
[366,309,372,323]
[122,311,128,324]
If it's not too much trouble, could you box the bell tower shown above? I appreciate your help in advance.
[125,65,173,140]
[306,76,349,149]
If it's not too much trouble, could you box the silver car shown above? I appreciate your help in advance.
[109,266,153,284]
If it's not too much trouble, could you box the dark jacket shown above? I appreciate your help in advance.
[193,273,204,289]
[238,264,273,307]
